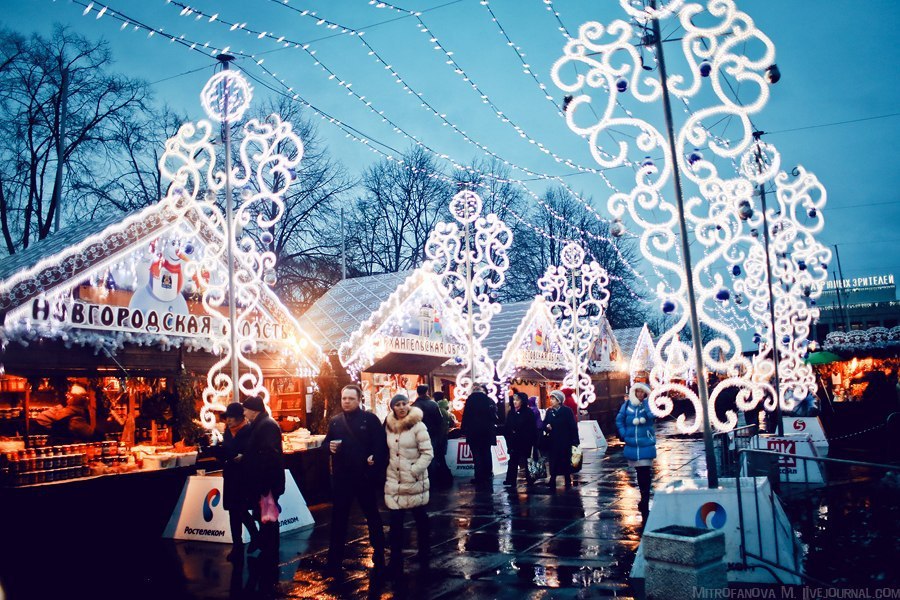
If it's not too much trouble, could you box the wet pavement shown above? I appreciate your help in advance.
[3,422,897,599]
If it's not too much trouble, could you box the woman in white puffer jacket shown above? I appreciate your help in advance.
[384,394,433,575]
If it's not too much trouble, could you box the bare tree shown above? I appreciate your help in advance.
[344,147,452,275]
[0,26,154,253]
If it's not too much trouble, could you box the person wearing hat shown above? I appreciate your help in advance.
[615,383,657,522]
[33,382,94,444]
[542,389,579,490]
[383,393,433,576]
[323,384,389,576]
[241,396,285,560]
[219,402,258,561]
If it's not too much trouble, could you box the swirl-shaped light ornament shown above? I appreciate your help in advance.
[538,242,611,409]
[160,67,305,441]
[551,0,826,433]
[425,190,512,409]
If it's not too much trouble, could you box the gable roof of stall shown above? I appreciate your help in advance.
[0,195,325,369]
[482,300,533,366]
[613,326,645,360]
[297,270,413,354]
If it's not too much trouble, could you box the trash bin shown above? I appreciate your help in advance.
[643,525,727,599]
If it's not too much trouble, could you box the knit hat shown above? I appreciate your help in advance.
[549,390,565,404]
[223,402,244,419]
[390,393,409,408]
[242,396,266,413]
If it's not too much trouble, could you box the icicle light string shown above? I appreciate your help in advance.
[165,0,635,234]
[73,0,654,300]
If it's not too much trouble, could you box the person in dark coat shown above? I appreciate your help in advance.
[503,392,538,486]
[33,383,94,444]
[542,390,579,490]
[219,402,259,561]
[241,396,285,559]
[460,384,498,490]
[527,396,544,431]
[323,384,389,576]
[412,384,448,486]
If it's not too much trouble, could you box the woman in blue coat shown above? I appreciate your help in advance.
[615,382,657,522]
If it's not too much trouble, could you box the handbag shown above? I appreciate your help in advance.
[259,492,280,524]
[527,447,549,480]
[570,445,583,471]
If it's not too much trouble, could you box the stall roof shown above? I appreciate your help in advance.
[483,300,533,364]
[0,196,325,369]
[613,326,645,359]
[824,325,900,353]
[297,270,413,354]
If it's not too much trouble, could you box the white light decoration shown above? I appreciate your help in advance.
[201,69,253,123]
[538,242,610,409]
[550,0,829,433]
[161,65,307,440]
[425,190,512,407]
[495,296,574,383]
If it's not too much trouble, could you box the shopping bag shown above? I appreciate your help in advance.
[570,445,583,472]
[259,492,280,524]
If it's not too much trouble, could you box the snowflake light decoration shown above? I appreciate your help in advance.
[538,242,610,409]
[551,0,829,432]
[161,66,305,440]
[425,190,512,407]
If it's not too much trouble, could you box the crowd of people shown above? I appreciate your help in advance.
[214,382,659,583]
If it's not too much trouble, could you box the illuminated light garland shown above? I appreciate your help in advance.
[549,0,832,433]
[72,0,655,301]
[158,66,320,440]
[537,242,610,408]
[425,190,512,408]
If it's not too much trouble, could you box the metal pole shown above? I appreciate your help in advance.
[53,66,69,233]
[833,244,852,332]
[753,135,783,436]
[340,208,347,280]
[464,212,476,392]
[219,54,240,401]
[649,3,718,488]
[571,265,579,405]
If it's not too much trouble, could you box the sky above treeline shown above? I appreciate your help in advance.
[4,0,900,293]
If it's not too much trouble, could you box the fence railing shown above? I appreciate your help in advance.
[713,424,759,477]
[733,448,898,585]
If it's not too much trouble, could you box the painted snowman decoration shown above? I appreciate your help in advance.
[129,239,194,316]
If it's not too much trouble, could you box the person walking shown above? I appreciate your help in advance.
[460,384,498,491]
[503,392,538,486]
[323,384,388,576]
[220,402,259,561]
[615,383,657,522]
[383,394,433,576]
[542,390,579,491]
[241,396,285,559]
[411,384,448,487]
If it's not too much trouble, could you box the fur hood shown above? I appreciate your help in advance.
[629,382,651,405]
[385,406,424,433]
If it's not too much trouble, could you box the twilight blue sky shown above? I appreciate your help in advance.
[3,0,899,290]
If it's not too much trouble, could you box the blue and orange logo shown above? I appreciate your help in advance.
[203,489,221,522]
[695,501,727,529]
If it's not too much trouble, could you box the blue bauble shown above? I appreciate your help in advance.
[616,77,628,93]
[699,61,712,77]
[716,288,731,301]
[662,299,676,314]
[808,207,817,218]
[261,231,274,245]
[782,335,791,345]
[752,333,762,344]
[732,265,742,277]
[798,260,807,271]
[688,148,703,165]
[641,155,655,169]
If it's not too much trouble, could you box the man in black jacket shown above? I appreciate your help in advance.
[241,396,285,559]
[323,384,388,576]
[412,384,448,486]
[461,384,498,490]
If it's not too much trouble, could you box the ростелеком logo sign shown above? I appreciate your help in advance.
[793,419,806,432]
[203,489,221,522]
[695,501,727,529]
